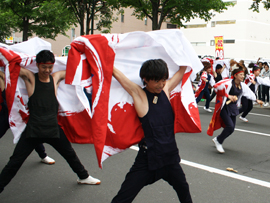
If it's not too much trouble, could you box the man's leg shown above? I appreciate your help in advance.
[164,163,193,203]
[0,131,38,193]
[47,126,89,180]
[35,144,55,165]
[241,99,253,118]
[34,144,47,159]
[112,148,155,203]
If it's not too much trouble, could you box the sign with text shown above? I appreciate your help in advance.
[5,36,13,44]
[214,36,224,59]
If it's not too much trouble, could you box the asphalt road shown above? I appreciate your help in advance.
[0,103,270,203]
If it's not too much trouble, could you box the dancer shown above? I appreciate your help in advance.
[260,62,270,106]
[239,63,270,122]
[111,59,192,203]
[195,60,215,112]
[0,70,55,164]
[0,50,100,194]
[207,68,262,153]
[210,64,226,101]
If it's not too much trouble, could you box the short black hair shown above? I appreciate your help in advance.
[36,50,55,64]
[215,64,222,70]
[139,59,169,85]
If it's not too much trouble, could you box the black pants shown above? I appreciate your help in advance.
[239,97,253,118]
[0,126,89,193]
[217,107,236,144]
[111,148,192,203]
[262,85,269,102]
[0,99,47,159]
[196,88,211,109]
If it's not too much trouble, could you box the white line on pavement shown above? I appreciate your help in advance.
[129,146,270,189]
[235,128,270,137]
[198,105,270,118]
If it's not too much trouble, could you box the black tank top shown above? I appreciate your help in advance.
[25,73,59,138]
[139,88,180,170]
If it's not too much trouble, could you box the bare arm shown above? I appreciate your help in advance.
[221,64,226,73]
[52,70,66,96]
[164,66,187,96]
[19,67,35,97]
[0,71,5,92]
[113,67,148,118]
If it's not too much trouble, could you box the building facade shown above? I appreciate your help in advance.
[10,0,270,62]
[181,0,270,61]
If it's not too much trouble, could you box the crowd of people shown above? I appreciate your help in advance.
[0,48,269,202]
[194,57,270,153]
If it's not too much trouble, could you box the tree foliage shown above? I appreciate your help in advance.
[250,0,270,12]
[68,0,122,35]
[0,0,77,41]
[0,10,18,43]
[118,0,234,30]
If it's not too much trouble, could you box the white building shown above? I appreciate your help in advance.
[181,0,270,61]
[10,0,270,62]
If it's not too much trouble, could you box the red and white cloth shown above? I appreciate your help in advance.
[194,71,215,98]
[0,30,203,168]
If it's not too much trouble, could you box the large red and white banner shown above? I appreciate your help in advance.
[0,30,202,168]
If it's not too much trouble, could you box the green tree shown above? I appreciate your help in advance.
[0,0,77,41]
[0,11,18,43]
[250,0,270,12]
[68,0,121,35]
[118,0,234,30]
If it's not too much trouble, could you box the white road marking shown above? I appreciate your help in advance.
[129,146,270,189]
[198,105,270,137]
[235,128,270,137]
[198,105,270,118]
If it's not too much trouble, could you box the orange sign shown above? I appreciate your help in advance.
[214,36,224,59]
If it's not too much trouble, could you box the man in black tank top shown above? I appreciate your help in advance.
[111,59,193,203]
[0,50,100,194]
[0,70,55,165]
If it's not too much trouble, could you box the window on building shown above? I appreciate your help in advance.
[211,21,216,27]
[167,23,177,29]
[210,40,215,46]
[62,45,71,56]
[215,20,236,25]
[121,14,124,23]
[224,39,235,44]
[144,17,147,25]
[191,42,206,46]
[185,24,207,28]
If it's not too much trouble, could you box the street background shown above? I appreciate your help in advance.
[0,103,270,203]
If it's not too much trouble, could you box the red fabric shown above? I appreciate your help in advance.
[207,80,230,136]
[0,48,22,115]
[171,71,201,133]
[65,35,115,168]
[194,71,207,98]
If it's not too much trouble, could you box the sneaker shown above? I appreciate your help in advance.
[204,106,212,113]
[263,102,269,107]
[212,137,225,153]
[239,116,248,122]
[77,175,101,185]
[41,156,55,165]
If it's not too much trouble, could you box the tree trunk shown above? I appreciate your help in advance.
[22,17,29,41]
[80,19,85,35]
[151,1,159,30]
